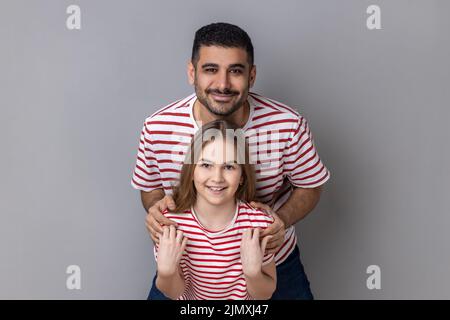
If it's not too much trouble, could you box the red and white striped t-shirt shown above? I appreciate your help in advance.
[132,92,330,265]
[154,200,275,300]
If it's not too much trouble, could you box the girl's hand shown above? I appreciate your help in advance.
[240,228,271,278]
[157,225,188,278]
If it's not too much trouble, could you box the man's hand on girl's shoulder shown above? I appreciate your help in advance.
[146,195,178,245]
[249,201,286,255]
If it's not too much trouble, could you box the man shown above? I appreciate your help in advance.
[131,22,330,299]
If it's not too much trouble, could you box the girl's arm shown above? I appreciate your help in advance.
[155,225,188,299]
[241,228,277,300]
[244,258,276,300]
[156,265,186,299]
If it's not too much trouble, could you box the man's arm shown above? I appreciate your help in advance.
[276,185,323,228]
[253,185,323,254]
[140,189,165,213]
[142,189,178,244]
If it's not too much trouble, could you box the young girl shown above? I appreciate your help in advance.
[154,120,276,300]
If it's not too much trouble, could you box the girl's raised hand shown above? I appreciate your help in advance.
[157,225,188,278]
[240,228,271,278]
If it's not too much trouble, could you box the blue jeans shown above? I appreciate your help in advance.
[270,245,314,300]
[148,245,313,300]
[148,272,170,300]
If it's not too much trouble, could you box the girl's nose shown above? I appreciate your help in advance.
[211,167,225,182]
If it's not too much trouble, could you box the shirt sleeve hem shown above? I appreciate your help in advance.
[288,169,331,189]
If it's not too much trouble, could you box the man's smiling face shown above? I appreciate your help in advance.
[188,46,256,117]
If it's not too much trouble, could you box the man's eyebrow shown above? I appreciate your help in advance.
[201,63,219,69]
[201,63,246,69]
[228,64,246,69]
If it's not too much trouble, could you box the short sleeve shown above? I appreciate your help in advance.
[284,117,330,188]
[131,121,164,192]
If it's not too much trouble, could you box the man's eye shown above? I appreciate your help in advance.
[230,69,242,74]
[205,68,217,73]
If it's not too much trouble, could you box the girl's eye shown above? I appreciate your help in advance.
[224,165,235,170]
[200,163,210,168]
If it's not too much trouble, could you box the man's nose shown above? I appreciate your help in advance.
[216,70,231,92]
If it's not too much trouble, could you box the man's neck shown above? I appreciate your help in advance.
[193,98,250,128]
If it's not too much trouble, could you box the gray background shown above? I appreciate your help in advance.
[1,0,449,299]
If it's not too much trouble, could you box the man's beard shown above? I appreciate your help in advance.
[195,84,248,117]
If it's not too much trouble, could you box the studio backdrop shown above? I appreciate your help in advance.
[1,0,449,299]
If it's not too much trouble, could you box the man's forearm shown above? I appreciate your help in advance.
[276,186,322,228]
[140,189,165,212]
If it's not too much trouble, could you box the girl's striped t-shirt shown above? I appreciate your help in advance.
[154,200,275,300]
[132,92,330,265]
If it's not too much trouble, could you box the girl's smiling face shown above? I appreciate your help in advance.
[193,138,243,207]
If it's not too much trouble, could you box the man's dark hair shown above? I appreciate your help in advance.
[191,22,254,67]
